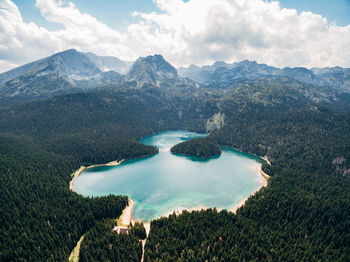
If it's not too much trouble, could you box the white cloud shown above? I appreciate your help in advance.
[35,0,134,59]
[0,0,57,66]
[0,0,136,72]
[0,0,350,73]
[0,59,18,73]
[129,0,350,68]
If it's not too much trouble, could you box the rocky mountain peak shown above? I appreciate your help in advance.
[127,54,178,86]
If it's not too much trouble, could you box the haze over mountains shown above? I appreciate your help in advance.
[0,49,350,101]
[84,52,133,75]
[178,60,350,92]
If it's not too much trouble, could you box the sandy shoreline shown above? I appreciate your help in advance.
[228,164,270,213]
[261,155,271,166]
[118,198,135,226]
[69,159,124,193]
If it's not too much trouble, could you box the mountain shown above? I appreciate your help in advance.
[84,52,133,74]
[178,60,277,84]
[0,49,122,100]
[125,54,199,88]
[178,61,235,83]
[0,49,101,83]
[179,60,350,92]
[311,66,350,90]
[2,49,350,101]
[127,54,178,87]
[0,57,49,84]
[177,64,209,83]
[0,51,199,101]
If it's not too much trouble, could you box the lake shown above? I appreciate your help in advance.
[73,130,264,221]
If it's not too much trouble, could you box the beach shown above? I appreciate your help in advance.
[118,198,135,226]
[69,159,124,192]
[229,163,270,213]
[117,198,151,236]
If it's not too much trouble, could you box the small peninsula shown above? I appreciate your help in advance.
[170,137,221,159]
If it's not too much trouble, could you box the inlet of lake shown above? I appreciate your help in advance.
[73,130,264,221]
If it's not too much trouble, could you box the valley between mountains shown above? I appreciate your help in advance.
[0,50,349,261]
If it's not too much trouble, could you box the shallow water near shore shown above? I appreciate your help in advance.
[73,130,263,221]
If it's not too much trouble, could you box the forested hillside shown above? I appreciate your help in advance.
[145,100,350,261]
[79,219,143,262]
[0,86,214,261]
[0,78,349,261]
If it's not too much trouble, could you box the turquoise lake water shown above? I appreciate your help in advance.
[73,130,263,221]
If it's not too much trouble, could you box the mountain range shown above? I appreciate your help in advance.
[0,49,350,101]
[178,60,350,92]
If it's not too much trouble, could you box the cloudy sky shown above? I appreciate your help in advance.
[1,0,350,72]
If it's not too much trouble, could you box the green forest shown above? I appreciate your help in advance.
[145,101,350,261]
[79,219,143,262]
[170,137,221,159]
[0,79,349,261]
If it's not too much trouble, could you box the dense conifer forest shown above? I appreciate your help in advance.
[0,80,349,261]
[79,219,143,262]
[145,104,350,261]
[170,137,221,158]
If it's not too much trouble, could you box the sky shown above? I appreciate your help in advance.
[1,0,350,72]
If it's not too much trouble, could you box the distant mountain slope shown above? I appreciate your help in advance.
[0,57,49,84]
[0,51,201,101]
[179,60,350,92]
[0,71,79,100]
[0,49,122,100]
[0,49,101,84]
[2,48,349,102]
[178,60,277,84]
[127,54,178,87]
[85,52,133,74]
[311,66,350,90]
[125,54,199,89]
[178,61,235,83]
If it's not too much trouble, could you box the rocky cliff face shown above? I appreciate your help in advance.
[127,54,178,87]
[206,112,225,132]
